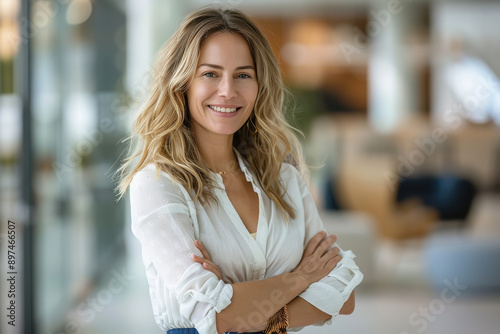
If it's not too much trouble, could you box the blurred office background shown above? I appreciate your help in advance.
[1,0,500,333]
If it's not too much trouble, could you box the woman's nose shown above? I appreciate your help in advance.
[218,76,237,98]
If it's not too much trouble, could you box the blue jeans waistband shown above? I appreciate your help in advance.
[166,328,263,334]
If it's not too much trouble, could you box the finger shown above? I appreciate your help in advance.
[323,234,338,255]
[324,246,341,259]
[202,262,214,270]
[194,240,212,261]
[328,252,342,264]
[313,234,337,257]
[317,234,337,255]
[202,261,219,276]
[304,231,327,256]
[191,253,208,265]
[192,254,218,270]
[326,253,342,269]
[191,253,214,266]
[202,261,222,279]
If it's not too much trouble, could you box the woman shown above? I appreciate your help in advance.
[117,7,363,334]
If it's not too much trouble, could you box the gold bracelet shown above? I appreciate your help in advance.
[264,305,289,334]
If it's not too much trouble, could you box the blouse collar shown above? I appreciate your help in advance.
[233,147,256,183]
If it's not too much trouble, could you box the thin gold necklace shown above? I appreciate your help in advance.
[216,160,240,176]
[217,168,242,176]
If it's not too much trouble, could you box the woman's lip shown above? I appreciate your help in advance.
[207,104,242,108]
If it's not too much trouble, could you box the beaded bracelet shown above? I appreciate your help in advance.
[263,305,289,334]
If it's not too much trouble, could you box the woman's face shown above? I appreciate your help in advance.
[186,32,258,140]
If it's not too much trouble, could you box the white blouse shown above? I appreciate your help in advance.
[130,149,363,334]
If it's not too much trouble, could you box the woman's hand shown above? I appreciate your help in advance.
[191,240,222,280]
[292,231,342,285]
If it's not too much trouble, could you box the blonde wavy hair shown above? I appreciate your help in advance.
[116,6,307,220]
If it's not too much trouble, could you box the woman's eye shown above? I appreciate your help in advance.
[237,73,251,79]
[203,72,217,78]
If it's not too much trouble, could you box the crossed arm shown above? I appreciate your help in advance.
[191,233,357,333]
[287,291,355,328]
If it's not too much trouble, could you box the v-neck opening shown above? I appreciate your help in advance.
[220,174,262,240]
[216,148,263,241]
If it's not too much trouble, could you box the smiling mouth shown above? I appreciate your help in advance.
[208,105,242,113]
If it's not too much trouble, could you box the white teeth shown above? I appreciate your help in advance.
[209,105,238,113]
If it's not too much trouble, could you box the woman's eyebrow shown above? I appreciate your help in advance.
[198,63,255,71]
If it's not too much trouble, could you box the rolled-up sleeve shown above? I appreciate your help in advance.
[291,167,364,329]
[130,168,233,333]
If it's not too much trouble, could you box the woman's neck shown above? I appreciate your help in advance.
[195,133,239,174]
